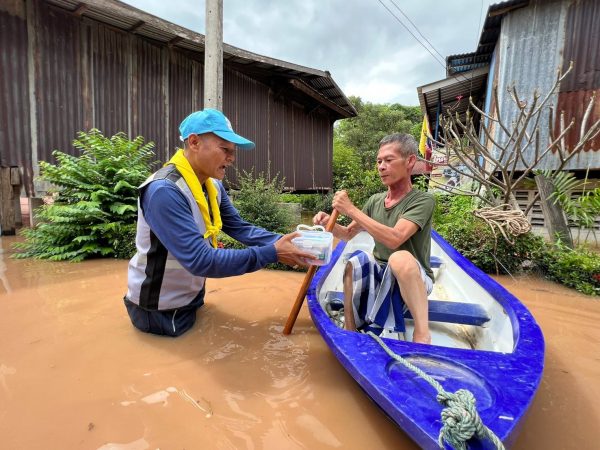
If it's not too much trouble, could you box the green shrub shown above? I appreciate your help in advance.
[540,242,600,296]
[216,232,305,273]
[434,194,547,274]
[217,232,245,250]
[278,193,302,204]
[13,129,155,261]
[538,169,600,243]
[219,171,308,273]
[231,169,293,234]
[290,193,330,213]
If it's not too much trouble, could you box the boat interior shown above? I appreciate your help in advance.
[317,232,516,353]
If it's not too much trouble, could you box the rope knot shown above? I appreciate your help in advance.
[364,332,505,449]
[437,389,486,450]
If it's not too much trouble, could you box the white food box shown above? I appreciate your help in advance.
[292,225,334,266]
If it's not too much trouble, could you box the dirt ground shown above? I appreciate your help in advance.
[0,235,598,449]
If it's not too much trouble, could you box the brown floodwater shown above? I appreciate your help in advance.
[0,235,598,449]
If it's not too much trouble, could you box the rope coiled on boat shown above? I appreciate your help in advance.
[366,331,505,450]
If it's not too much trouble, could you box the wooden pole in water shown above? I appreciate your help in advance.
[283,209,339,335]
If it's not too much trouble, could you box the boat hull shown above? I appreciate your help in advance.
[307,231,545,449]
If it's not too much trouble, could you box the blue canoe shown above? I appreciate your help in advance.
[307,230,545,449]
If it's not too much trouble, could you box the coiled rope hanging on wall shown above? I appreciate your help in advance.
[473,204,532,244]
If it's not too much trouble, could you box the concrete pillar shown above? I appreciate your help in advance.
[204,0,223,110]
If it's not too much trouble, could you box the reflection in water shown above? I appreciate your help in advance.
[0,238,11,293]
[0,364,16,396]
[97,438,149,450]
[0,235,598,449]
[140,387,177,405]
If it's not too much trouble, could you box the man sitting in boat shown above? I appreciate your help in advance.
[313,133,434,344]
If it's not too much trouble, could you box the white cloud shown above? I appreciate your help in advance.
[122,0,494,105]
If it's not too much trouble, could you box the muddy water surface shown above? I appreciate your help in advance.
[0,235,598,449]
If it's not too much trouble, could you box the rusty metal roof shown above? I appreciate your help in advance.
[44,0,357,118]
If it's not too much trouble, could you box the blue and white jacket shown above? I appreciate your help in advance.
[126,165,280,311]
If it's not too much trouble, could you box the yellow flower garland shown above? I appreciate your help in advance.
[165,149,222,248]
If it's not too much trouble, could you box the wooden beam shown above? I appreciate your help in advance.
[128,20,145,33]
[0,167,16,235]
[10,167,20,186]
[167,36,184,47]
[73,3,88,17]
[288,79,352,118]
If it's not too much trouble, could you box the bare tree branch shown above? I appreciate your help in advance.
[432,60,599,238]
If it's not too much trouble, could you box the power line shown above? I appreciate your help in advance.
[375,0,446,69]
[376,0,484,103]
[477,0,485,50]
[387,0,447,63]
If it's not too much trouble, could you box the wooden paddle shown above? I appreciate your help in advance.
[283,209,339,335]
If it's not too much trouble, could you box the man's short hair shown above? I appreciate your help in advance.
[379,133,418,158]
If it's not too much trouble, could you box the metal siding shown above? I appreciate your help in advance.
[555,89,600,157]
[293,103,307,190]
[132,38,167,162]
[554,0,600,162]
[269,97,288,189]
[493,0,564,170]
[1,0,340,199]
[223,68,273,187]
[168,50,196,158]
[313,113,333,191]
[42,0,355,119]
[0,1,32,191]
[92,23,129,137]
[35,2,86,163]
[560,0,600,92]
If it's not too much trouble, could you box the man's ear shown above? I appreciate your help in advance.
[407,153,417,168]
[187,134,201,149]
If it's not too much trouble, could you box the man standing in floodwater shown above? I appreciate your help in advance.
[124,109,315,336]
[313,133,434,344]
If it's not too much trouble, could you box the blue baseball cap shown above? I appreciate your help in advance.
[179,108,255,150]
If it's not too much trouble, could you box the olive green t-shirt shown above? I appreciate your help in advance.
[362,189,435,280]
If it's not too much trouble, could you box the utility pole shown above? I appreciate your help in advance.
[204,0,223,110]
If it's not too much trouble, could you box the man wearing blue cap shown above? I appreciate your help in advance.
[124,109,316,336]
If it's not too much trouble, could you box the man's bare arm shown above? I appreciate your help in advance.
[331,191,419,249]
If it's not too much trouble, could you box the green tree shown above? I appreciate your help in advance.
[335,96,422,168]
[14,130,155,261]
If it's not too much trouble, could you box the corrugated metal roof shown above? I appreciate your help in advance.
[446,53,491,75]
[44,0,357,118]
[416,66,490,137]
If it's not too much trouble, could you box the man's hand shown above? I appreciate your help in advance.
[332,190,355,216]
[312,211,330,227]
[274,232,318,267]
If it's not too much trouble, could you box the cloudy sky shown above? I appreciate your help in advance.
[122,0,495,106]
